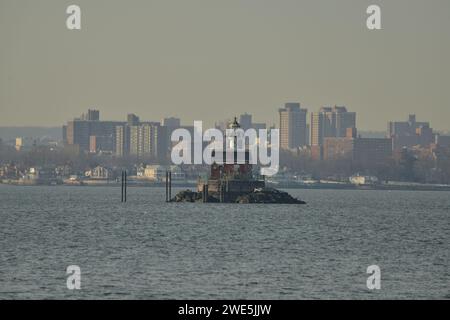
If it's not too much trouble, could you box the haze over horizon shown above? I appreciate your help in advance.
[1,0,449,131]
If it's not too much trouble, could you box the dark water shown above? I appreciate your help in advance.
[0,185,448,299]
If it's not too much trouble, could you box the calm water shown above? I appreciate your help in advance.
[0,185,448,299]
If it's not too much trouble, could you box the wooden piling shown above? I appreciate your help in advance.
[124,171,127,202]
[220,183,224,203]
[202,184,205,203]
[121,171,124,203]
[202,183,208,203]
[168,171,172,202]
[165,171,169,202]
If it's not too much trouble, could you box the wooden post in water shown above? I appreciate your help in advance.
[121,171,124,203]
[220,183,224,203]
[168,171,172,202]
[124,170,127,203]
[202,184,208,203]
[165,171,169,202]
[202,184,205,203]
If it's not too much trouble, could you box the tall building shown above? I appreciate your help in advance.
[62,125,67,144]
[65,120,91,151]
[162,117,181,148]
[64,110,125,153]
[129,123,155,158]
[87,109,100,121]
[125,122,169,162]
[162,117,181,128]
[311,106,356,147]
[127,114,140,126]
[279,103,308,150]
[79,109,100,121]
[113,115,172,163]
[310,112,324,147]
[115,125,129,157]
[335,106,356,137]
[239,113,252,131]
[388,114,434,150]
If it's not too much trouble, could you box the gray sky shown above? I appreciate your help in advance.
[1,0,449,131]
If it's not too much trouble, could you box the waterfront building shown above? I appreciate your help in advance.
[144,165,185,181]
[85,166,111,179]
[15,137,24,151]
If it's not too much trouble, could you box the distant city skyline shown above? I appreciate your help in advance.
[1,0,450,130]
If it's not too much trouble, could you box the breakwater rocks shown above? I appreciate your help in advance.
[235,188,306,204]
[171,188,306,204]
[172,190,206,202]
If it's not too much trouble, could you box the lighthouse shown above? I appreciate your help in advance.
[197,116,265,202]
[227,116,244,151]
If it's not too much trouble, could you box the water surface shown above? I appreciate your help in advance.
[0,185,448,299]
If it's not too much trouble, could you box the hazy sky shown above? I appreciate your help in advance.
[1,0,449,131]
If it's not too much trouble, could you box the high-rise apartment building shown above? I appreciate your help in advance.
[279,103,308,150]
[311,106,356,146]
[64,110,124,153]
[115,125,129,157]
[128,123,161,159]
[87,109,100,121]
[162,117,181,151]
[310,112,324,147]
[388,114,434,150]
[127,114,140,126]
[162,117,181,128]
[335,106,356,138]
[239,113,252,131]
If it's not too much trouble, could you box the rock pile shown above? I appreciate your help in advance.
[235,188,306,204]
[171,188,306,204]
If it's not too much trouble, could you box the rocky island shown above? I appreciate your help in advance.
[172,187,306,204]
[168,118,306,205]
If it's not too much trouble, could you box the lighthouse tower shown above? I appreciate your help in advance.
[197,116,265,201]
[227,116,245,152]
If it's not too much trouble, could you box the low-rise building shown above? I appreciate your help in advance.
[323,136,392,165]
[85,166,111,179]
[350,175,379,185]
[143,165,185,181]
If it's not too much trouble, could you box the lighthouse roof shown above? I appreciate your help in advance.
[229,117,241,129]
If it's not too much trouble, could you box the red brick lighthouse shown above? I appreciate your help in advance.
[197,117,265,202]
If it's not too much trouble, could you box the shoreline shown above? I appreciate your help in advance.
[1,180,450,192]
